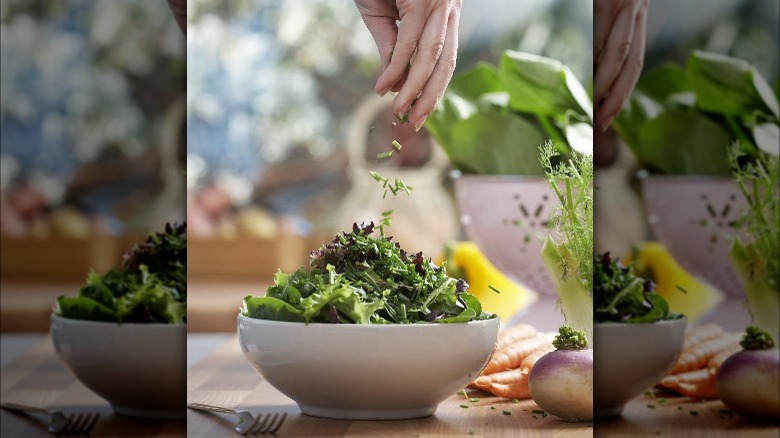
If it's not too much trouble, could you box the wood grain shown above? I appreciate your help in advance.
[0,336,185,437]
[595,394,780,437]
[187,335,593,438]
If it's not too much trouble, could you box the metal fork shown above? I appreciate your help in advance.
[1,402,99,436]
[187,403,286,435]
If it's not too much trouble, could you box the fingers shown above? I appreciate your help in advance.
[361,15,399,75]
[596,5,647,132]
[375,5,432,96]
[392,3,450,119]
[593,0,620,68]
[407,6,459,131]
[593,1,639,105]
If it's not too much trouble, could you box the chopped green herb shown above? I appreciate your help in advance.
[377,150,394,159]
[690,410,699,416]
[490,406,496,410]
[470,398,480,403]
[502,410,511,416]
[392,140,403,151]
[657,397,667,404]
[512,398,519,404]
[488,285,501,294]
[647,404,656,409]
[460,405,469,409]
[677,406,683,411]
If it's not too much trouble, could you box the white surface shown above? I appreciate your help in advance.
[50,316,187,419]
[237,316,500,420]
[593,318,688,418]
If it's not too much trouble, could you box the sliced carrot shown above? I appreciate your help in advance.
[482,332,556,375]
[682,324,725,350]
[496,324,537,350]
[520,346,554,375]
[670,333,742,375]
[707,345,742,376]
[660,369,718,399]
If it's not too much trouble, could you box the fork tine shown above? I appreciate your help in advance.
[244,413,265,436]
[82,412,100,435]
[72,412,92,436]
[267,413,287,435]
[59,413,80,435]
[253,413,284,435]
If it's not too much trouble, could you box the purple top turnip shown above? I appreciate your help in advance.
[529,326,593,422]
[716,326,780,421]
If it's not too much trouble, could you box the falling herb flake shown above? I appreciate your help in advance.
[369,170,414,198]
[488,285,501,294]
[377,150,394,160]
[392,140,403,151]
[490,406,496,410]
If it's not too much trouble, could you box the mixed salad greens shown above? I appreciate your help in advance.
[55,222,187,324]
[426,51,592,175]
[593,252,679,324]
[242,221,495,324]
[613,51,779,174]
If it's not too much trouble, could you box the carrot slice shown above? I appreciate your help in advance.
[489,379,532,399]
[472,369,526,389]
[707,345,742,376]
[661,369,718,399]
[520,346,555,375]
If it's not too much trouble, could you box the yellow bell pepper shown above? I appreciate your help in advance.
[440,241,536,321]
[630,242,723,323]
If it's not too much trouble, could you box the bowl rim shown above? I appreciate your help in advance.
[50,314,186,329]
[594,316,688,329]
[237,313,500,329]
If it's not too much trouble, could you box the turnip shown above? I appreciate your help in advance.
[716,326,780,421]
[529,326,593,422]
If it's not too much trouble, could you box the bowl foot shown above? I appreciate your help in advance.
[112,405,186,420]
[299,404,437,420]
[594,405,625,419]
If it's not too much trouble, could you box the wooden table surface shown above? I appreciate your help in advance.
[0,336,186,437]
[597,394,779,437]
[187,335,592,438]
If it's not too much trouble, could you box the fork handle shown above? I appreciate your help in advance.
[187,403,238,415]
[1,403,50,415]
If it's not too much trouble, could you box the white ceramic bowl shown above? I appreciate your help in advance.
[50,315,186,419]
[593,318,687,418]
[454,175,559,294]
[237,315,499,420]
[641,176,746,295]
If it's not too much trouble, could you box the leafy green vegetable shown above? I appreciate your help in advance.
[613,51,780,174]
[728,146,779,341]
[593,252,679,323]
[54,223,187,324]
[539,142,593,345]
[242,221,494,324]
[552,326,588,351]
[740,326,775,350]
[425,51,593,175]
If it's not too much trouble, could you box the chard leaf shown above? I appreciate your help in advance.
[499,50,592,121]
[687,51,779,119]
[242,296,305,322]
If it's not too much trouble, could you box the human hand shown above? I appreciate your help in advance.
[594,0,650,132]
[355,0,462,132]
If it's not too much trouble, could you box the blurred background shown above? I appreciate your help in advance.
[185,0,593,331]
[0,0,185,332]
[596,0,779,329]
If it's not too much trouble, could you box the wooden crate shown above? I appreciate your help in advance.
[0,236,127,280]
[187,235,322,281]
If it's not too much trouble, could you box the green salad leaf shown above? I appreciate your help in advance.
[242,222,495,324]
[54,222,187,324]
[593,252,680,323]
[425,51,593,175]
[613,51,780,174]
